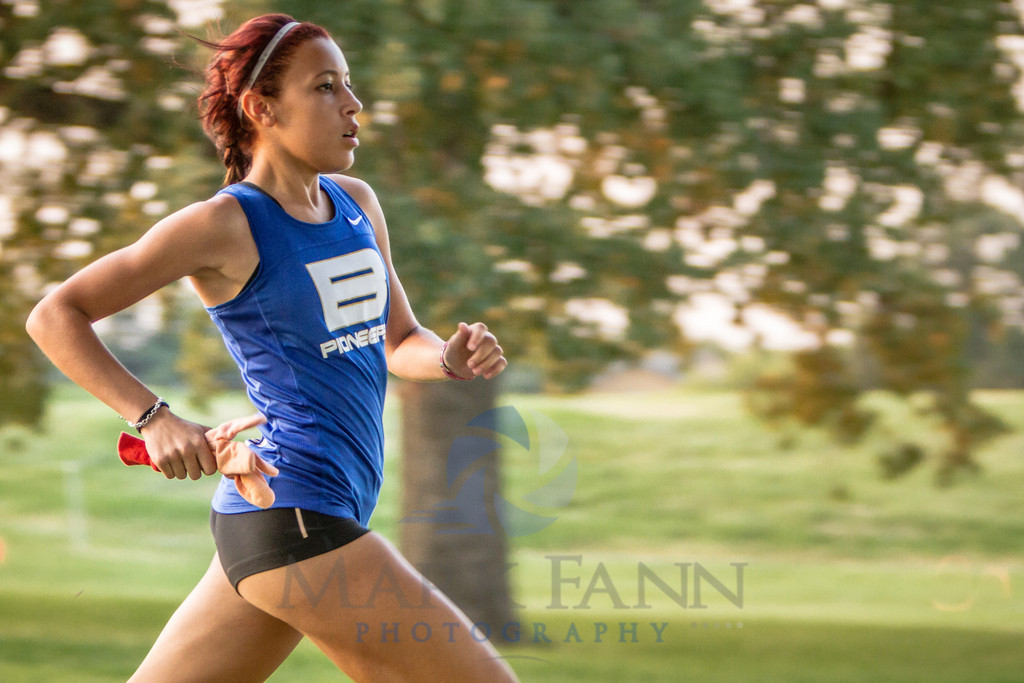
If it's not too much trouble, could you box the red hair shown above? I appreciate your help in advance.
[196,14,329,185]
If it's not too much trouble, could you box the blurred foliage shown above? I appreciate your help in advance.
[747,345,874,444]
[173,306,241,409]
[719,0,1023,478]
[4,0,1024,480]
[0,0,210,425]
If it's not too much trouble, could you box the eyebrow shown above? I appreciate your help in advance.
[315,69,350,79]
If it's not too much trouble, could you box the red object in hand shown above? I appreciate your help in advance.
[116,424,278,508]
[118,432,160,471]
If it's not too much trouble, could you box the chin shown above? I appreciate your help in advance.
[326,154,356,174]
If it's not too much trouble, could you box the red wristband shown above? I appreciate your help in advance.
[440,342,473,380]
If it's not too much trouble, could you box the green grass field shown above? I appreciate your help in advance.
[2,384,1022,681]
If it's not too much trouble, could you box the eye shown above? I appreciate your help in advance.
[318,82,334,92]
[345,82,355,92]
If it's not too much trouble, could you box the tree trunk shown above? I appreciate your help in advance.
[398,378,517,639]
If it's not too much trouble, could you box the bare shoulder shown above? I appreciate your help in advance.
[130,189,257,306]
[136,191,251,266]
[327,173,375,200]
[154,191,249,247]
[327,174,383,215]
[41,188,257,318]
[198,189,248,225]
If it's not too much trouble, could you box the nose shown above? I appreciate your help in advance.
[344,92,362,116]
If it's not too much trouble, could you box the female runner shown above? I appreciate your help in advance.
[27,13,517,682]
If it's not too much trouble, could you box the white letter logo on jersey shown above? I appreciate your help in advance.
[306,249,388,358]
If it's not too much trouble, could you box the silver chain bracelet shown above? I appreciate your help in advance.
[120,398,168,432]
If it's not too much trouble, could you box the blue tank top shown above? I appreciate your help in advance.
[206,176,390,524]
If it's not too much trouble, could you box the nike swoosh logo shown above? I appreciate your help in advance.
[346,214,364,227]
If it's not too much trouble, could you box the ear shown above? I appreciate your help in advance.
[239,91,276,127]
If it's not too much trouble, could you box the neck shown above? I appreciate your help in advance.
[244,154,331,223]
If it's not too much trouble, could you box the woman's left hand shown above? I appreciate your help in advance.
[443,322,508,380]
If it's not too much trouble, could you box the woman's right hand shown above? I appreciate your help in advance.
[139,409,218,480]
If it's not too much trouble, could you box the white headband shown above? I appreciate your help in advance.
[236,21,301,119]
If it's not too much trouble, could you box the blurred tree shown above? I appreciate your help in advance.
[695,0,1024,482]
[0,0,222,423]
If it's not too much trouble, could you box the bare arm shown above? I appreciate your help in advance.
[25,196,253,479]
[331,175,508,382]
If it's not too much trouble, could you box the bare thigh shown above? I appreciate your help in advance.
[238,532,519,683]
[129,554,303,683]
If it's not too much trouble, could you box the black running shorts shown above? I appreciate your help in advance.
[210,507,370,592]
